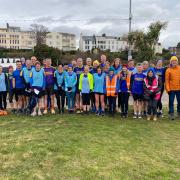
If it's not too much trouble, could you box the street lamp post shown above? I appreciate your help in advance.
[128,0,132,60]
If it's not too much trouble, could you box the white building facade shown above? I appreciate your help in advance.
[46,32,76,51]
[79,33,163,54]
[79,34,128,52]
[0,24,35,50]
[154,43,163,54]
[0,24,76,51]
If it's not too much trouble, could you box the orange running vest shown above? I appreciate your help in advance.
[106,75,118,97]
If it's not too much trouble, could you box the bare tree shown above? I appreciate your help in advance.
[30,24,48,45]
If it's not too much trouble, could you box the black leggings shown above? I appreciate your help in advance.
[0,91,7,110]
[119,92,129,115]
[147,98,158,115]
[90,92,95,107]
[157,86,164,111]
[118,92,121,108]
[108,96,116,113]
[82,93,90,105]
[54,90,66,111]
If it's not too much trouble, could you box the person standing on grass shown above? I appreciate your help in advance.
[65,64,77,113]
[143,69,162,121]
[128,59,137,75]
[86,58,93,73]
[118,65,131,118]
[29,61,45,117]
[43,58,56,115]
[142,61,150,76]
[7,66,16,113]
[79,66,94,115]
[13,60,25,114]
[103,61,111,74]
[71,59,77,70]
[105,67,119,117]
[91,60,100,74]
[165,56,180,120]
[0,66,8,115]
[142,61,150,116]
[103,61,111,110]
[154,60,166,117]
[113,58,122,113]
[93,66,106,116]
[31,56,37,70]
[130,63,146,119]
[74,58,84,113]
[86,58,95,112]
[21,59,32,108]
[100,54,107,68]
[113,58,122,75]
[54,64,66,114]
[20,57,26,68]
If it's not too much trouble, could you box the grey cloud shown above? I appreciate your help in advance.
[0,0,179,48]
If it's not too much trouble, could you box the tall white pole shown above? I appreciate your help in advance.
[128,0,132,60]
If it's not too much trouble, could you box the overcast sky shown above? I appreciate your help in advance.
[0,0,180,48]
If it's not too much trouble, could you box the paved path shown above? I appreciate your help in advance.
[7,92,177,109]
[128,92,176,106]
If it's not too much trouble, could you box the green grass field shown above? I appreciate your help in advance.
[0,112,180,180]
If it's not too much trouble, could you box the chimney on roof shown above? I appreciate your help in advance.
[6,23,9,29]
[102,33,106,37]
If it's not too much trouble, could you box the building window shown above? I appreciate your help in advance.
[85,46,89,50]
[85,41,89,44]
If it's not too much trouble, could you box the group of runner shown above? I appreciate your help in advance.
[0,54,179,120]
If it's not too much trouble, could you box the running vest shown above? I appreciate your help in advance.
[106,75,117,97]
[144,77,161,100]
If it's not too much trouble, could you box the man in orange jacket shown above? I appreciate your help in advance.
[165,56,180,120]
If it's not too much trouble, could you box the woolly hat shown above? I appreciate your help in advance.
[108,66,115,72]
[170,56,178,63]
[68,64,73,68]
[122,64,128,68]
